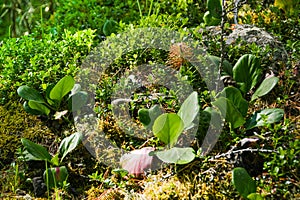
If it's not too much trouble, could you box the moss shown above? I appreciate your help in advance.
[0,101,55,167]
[142,160,238,199]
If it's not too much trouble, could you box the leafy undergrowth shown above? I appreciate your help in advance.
[0,0,299,199]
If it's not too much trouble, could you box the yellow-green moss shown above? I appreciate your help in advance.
[0,101,55,166]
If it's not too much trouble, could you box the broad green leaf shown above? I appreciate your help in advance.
[218,87,248,117]
[233,54,263,94]
[103,19,118,36]
[138,109,151,127]
[207,0,222,18]
[208,55,233,76]
[232,167,256,199]
[17,85,45,103]
[43,166,68,188]
[203,107,222,130]
[178,92,199,130]
[69,91,88,111]
[21,138,51,162]
[28,101,51,116]
[251,76,279,101]
[247,193,264,200]
[154,147,195,164]
[23,101,45,115]
[45,84,56,106]
[212,97,245,128]
[59,132,82,161]
[153,113,184,147]
[245,108,284,130]
[50,76,75,101]
[203,11,221,26]
[138,105,162,130]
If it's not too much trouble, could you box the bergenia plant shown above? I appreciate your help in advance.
[21,132,82,188]
[17,75,88,120]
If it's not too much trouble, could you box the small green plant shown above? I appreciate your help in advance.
[203,0,222,26]
[17,75,88,120]
[148,92,199,164]
[207,54,283,130]
[21,132,82,191]
[232,167,264,200]
[138,104,163,130]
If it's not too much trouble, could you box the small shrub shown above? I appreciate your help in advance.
[0,29,95,105]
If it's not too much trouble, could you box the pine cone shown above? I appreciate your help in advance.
[167,42,193,70]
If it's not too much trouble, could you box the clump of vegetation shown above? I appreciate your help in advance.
[0,102,55,167]
[0,0,299,199]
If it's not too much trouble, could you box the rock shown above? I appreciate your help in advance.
[32,176,47,197]
[200,24,288,74]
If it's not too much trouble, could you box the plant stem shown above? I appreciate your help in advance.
[148,0,154,17]
[137,0,143,19]
[13,162,19,193]
[216,0,226,93]
[45,161,50,199]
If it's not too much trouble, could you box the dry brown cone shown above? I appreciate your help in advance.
[166,42,193,71]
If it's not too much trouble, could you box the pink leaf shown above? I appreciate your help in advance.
[120,147,155,176]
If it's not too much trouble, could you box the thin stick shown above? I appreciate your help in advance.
[212,148,278,160]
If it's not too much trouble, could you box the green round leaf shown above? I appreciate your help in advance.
[178,92,199,130]
[59,132,82,162]
[153,113,184,147]
[233,54,263,95]
[212,97,245,128]
[247,193,264,200]
[245,108,284,130]
[50,76,75,101]
[103,19,118,36]
[218,87,248,117]
[203,11,221,26]
[232,167,256,199]
[138,105,163,130]
[207,0,222,18]
[44,166,68,188]
[138,109,151,127]
[28,101,51,116]
[23,101,45,115]
[251,76,279,101]
[17,85,45,103]
[154,147,195,164]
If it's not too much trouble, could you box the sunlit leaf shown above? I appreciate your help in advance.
[245,108,284,130]
[251,76,279,101]
[50,76,75,101]
[17,85,45,103]
[154,147,195,164]
[153,113,184,147]
[233,54,263,94]
[177,92,199,130]
[21,138,51,162]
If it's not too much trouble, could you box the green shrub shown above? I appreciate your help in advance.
[0,29,95,105]
[46,0,205,37]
